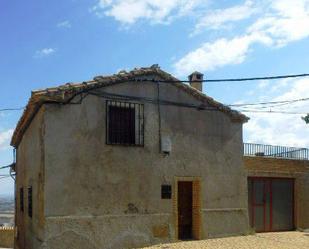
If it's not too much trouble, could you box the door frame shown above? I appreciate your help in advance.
[173,177,202,240]
[248,176,295,232]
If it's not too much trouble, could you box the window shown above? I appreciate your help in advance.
[161,185,172,199]
[106,100,144,146]
[28,186,32,218]
[20,188,24,212]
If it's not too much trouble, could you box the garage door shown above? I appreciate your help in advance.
[248,177,294,232]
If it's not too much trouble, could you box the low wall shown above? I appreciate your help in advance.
[0,227,14,248]
[244,156,309,176]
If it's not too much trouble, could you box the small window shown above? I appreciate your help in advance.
[196,74,202,80]
[106,100,144,146]
[161,185,172,199]
[28,186,32,218]
[20,188,24,212]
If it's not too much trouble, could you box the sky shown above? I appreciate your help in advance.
[0,0,309,195]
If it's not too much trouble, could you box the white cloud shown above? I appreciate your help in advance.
[34,48,56,58]
[244,78,309,147]
[92,0,205,24]
[174,0,309,75]
[57,20,71,28]
[174,33,272,75]
[248,0,309,47]
[257,80,269,89]
[193,0,257,35]
[0,129,13,150]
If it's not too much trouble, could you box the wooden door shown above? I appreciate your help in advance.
[178,181,193,239]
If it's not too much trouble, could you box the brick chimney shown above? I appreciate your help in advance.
[188,71,203,92]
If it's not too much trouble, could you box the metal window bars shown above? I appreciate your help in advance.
[106,100,144,146]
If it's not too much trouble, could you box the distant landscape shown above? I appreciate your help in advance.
[0,195,14,226]
[0,195,14,213]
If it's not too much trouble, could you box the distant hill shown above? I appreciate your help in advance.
[0,195,14,213]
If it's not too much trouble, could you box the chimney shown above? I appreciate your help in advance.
[188,71,203,92]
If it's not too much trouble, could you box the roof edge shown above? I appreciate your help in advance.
[11,66,249,147]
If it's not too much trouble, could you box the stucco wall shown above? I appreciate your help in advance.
[0,227,14,248]
[244,156,309,229]
[17,79,248,249]
[15,107,45,249]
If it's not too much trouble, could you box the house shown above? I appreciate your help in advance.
[11,65,250,249]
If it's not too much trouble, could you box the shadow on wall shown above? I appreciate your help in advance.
[0,227,14,248]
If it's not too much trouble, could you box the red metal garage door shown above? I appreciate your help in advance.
[248,177,294,232]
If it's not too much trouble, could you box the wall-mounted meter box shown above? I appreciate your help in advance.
[161,136,172,154]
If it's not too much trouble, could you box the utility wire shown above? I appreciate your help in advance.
[228,97,309,107]
[0,107,24,112]
[0,165,12,170]
[1,73,309,113]
[0,175,12,180]
[195,73,309,83]
[140,73,309,83]
[239,110,307,114]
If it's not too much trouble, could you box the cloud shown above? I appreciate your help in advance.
[0,129,13,150]
[257,80,269,89]
[174,33,272,76]
[193,0,257,35]
[91,0,205,24]
[173,0,309,75]
[34,48,56,58]
[57,20,71,28]
[248,0,309,47]
[244,78,309,147]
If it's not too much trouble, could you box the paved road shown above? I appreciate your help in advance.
[142,231,309,249]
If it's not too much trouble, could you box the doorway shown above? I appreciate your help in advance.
[248,177,294,232]
[178,181,193,239]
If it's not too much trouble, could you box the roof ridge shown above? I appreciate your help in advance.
[11,66,248,147]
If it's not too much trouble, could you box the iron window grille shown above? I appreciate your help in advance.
[20,188,24,212]
[106,100,144,146]
[28,186,32,218]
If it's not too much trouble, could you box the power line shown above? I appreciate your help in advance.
[228,97,309,107]
[0,107,24,112]
[0,176,12,180]
[0,165,12,170]
[239,110,307,114]
[199,73,309,83]
[0,72,309,114]
[149,73,309,83]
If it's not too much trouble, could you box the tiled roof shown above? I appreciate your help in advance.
[11,65,249,147]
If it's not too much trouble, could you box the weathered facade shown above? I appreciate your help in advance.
[12,66,250,249]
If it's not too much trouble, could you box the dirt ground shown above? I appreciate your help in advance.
[141,231,309,249]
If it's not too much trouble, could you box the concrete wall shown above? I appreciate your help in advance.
[15,108,45,249]
[17,79,249,249]
[244,156,309,229]
[0,227,14,248]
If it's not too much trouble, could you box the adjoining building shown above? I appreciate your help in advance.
[11,66,250,249]
[244,143,309,232]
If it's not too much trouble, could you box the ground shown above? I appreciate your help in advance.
[141,232,309,249]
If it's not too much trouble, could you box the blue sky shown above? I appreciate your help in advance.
[1,0,309,195]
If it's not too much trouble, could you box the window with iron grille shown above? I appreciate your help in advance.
[20,188,24,212]
[106,100,144,146]
[28,186,32,218]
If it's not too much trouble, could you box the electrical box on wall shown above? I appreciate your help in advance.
[161,136,172,154]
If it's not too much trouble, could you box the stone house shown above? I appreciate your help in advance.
[11,65,250,249]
